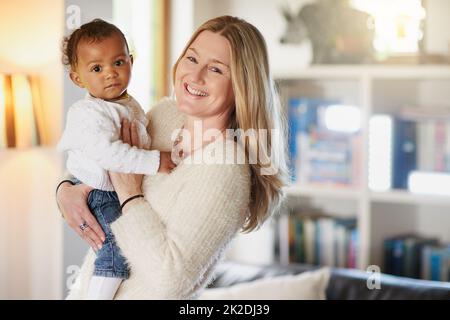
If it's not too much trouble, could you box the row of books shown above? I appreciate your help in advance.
[369,114,450,189]
[384,234,450,281]
[288,97,362,186]
[288,96,450,191]
[276,212,358,268]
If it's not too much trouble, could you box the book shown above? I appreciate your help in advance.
[392,117,417,189]
[288,98,319,181]
[288,97,361,186]
[422,245,450,281]
[384,234,439,279]
[303,217,316,265]
[294,217,305,263]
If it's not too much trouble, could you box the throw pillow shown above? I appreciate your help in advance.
[197,267,331,300]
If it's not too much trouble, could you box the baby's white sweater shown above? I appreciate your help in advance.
[66,98,251,299]
[58,94,160,191]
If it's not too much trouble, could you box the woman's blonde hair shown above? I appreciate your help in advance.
[173,16,289,232]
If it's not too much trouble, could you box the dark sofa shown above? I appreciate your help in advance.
[208,261,450,300]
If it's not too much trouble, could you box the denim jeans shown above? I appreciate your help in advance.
[73,179,130,279]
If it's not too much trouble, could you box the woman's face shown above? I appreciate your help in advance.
[174,30,235,122]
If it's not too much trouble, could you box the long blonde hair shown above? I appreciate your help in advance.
[173,16,289,232]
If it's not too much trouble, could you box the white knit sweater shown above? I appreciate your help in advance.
[58,94,160,191]
[66,98,251,299]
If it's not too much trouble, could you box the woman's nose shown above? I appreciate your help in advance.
[189,65,205,84]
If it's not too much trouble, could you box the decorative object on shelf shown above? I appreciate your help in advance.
[0,74,44,148]
[279,0,375,64]
[351,0,427,64]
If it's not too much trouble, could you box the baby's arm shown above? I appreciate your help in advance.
[59,102,160,175]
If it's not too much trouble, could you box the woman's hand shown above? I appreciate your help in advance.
[56,182,105,251]
[109,119,144,209]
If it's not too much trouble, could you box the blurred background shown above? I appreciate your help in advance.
[1,0,449,299]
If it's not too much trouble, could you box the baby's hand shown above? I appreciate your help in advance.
[158,151,177,173]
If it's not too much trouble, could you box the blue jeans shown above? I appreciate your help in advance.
[74,179,130,279]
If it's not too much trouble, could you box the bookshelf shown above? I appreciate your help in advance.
[276,65,450,278]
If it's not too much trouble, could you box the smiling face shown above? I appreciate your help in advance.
[174,31,235,123]
[70,32,132,101]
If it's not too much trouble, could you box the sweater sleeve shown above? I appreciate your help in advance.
[110,164,250,298]
[59,102,160,175]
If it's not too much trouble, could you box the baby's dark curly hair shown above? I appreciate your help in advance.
[62,18,129,69]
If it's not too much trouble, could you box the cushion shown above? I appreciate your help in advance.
[197,267,331,300]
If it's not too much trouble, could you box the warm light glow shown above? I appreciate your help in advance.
[11,75,38,148]
[0,75,6,147]
[324,105,361,133]
[351,0,426,55]
[369,115,393,191]
[0,74,40,148]
[408,171,450,196]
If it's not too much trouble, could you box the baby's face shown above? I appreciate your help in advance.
[70,33,132,101]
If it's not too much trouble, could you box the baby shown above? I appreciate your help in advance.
[58,19,174,299]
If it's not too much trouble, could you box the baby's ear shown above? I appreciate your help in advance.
[69,70,84,88]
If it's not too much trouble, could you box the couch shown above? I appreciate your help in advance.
[206,261,450,300]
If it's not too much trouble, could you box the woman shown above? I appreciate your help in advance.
[57,15,289,299]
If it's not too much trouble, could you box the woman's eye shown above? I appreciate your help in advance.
[210,67,223,74]
[115,60,124,66]
[92,66,101,72]
[187,56,197,63]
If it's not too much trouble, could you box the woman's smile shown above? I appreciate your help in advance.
[184,83,209,98]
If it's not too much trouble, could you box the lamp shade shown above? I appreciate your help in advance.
[0,74,43,148]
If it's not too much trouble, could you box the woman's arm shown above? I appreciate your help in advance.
[109,120,175,205]
[56,181,105,251]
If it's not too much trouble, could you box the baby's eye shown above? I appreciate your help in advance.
[187,56,197,63]
[91,65,101,72]
[115,60,124,66]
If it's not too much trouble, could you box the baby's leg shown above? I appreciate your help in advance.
[87,190,129,300]
[87,276,122,300]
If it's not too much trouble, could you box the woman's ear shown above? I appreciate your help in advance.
[130,54,134,65]
[69,70,85,89]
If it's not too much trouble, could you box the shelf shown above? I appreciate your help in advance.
[285,184,362,200]
[275,65,450,80]
[278,64,450,271]
[370,190,450,206]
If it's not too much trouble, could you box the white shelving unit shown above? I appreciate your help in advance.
[277,65,450,271]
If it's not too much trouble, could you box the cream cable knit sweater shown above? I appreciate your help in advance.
[66,98,251,299]
[58,94,160,191]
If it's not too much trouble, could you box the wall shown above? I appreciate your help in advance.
[170,0,195,87]
[0,0,64,299]
[193,0,313,77]
[0,149,64,299]
[425,0,450,55]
